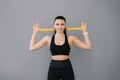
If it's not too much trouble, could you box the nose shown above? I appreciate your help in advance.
[58,25,62,29]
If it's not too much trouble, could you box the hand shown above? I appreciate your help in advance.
[33,22,40,33]
[81,21,87,32]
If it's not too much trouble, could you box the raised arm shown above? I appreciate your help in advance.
[29,22,50,51]
[70,21,92,50]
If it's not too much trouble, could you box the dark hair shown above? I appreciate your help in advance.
[54,16,67,35]
[54,16,66,23]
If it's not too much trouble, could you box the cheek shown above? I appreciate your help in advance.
[62,26,66,30]
[54,25,57,29]
[54,26,59,31]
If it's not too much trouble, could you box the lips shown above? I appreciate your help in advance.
[58,29,63,32]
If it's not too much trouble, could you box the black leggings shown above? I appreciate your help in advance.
[47,59,75,80]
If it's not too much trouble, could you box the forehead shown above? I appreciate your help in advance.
[54,19,65,23]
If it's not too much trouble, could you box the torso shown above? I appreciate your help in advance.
[47,35,73,61]
[51,55,69,60]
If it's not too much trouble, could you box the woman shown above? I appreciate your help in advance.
[29,16,92,80]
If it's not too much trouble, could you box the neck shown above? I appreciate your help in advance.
[55,32,65,37]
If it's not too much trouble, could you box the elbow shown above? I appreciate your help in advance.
[87,48,92,51]
[29,47,34,51]
[85,46,92,51]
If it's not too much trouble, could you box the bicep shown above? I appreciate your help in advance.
[31,36,49,51]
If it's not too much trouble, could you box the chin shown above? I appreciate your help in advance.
[56,30,63,33]
[58,31,64,33]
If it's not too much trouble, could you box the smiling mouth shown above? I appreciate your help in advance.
[58,29,63,32]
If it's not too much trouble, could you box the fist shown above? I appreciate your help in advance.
[81,21,87,32]
[33,22,40,32]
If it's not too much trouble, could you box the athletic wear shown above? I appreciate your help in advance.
[48,34,75,80]
[50,34,70,56]
[47,59,75,80]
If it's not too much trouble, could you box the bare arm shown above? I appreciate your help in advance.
[29,22,50,51]
[71,21,92,50]
[29,34,49,51]
[72,34,92,50]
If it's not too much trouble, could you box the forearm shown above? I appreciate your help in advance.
[83,32,92,50]
[29,32,37,50]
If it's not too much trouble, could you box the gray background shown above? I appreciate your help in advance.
[0,0,120,80]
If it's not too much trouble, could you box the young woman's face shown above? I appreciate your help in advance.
[54,19,66,33]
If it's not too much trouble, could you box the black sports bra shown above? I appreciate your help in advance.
[50,34,70,56]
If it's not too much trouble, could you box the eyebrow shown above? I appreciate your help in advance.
[55,23,65,24]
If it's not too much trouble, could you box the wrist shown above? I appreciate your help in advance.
[83,32,88,35]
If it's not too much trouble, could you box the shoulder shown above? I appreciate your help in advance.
[67,35,78,47]
[67,35,76,43]
[43,35,52,46]
[43,35,52,40]
[68,35,77,40]
[68,35,81,42]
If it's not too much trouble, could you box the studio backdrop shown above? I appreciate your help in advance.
[0,0,120,80]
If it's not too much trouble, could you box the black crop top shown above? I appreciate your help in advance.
[50,34,70,55]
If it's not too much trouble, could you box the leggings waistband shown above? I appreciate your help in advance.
[50,58,72,68]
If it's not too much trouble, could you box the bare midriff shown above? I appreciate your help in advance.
[52,55,69,60]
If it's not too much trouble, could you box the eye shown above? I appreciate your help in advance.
[56,23,59,25]
[61,23,65,26]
